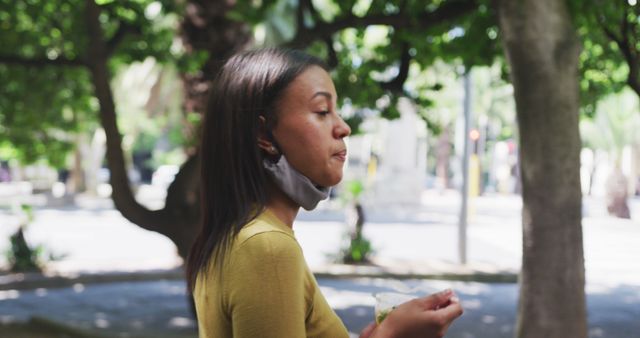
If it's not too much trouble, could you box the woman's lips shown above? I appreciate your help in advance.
[333,150,347,162]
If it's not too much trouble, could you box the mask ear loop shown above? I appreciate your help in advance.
[261,114,283,161]
[266,130,283,156]
[260,115,282,159]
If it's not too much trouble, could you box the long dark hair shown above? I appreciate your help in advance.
[186,48,327,291]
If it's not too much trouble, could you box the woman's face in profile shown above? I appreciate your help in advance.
[272,65,351,187]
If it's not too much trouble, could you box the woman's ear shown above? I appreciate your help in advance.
[257,115,279,155]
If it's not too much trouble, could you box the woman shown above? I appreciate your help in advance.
[187,48,463,338]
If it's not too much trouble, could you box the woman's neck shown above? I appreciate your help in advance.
[265,181,300,228]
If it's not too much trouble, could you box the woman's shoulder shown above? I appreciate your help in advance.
[234,212,299,254]
[228,222,304,273]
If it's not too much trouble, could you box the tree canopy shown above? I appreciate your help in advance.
[4,0,640,168]
[0,0,185,167]
[1,0,503,168]
[243,0,500,132]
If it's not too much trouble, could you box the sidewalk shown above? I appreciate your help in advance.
[1,190,639,286]
[2,275,638,337]
[0,191,639,337]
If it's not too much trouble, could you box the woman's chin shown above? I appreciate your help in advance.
[310,167,344,187]
[324,173,343,187]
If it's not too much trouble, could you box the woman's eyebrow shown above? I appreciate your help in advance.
[310,91,332,101]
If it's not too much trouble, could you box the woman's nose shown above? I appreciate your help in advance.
[334,115,351,139]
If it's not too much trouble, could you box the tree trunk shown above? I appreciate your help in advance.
[172,0,253,249]
[83,0,200,260]
[179,0,252,119]
[497,1,587,338]
[80,0,253,262]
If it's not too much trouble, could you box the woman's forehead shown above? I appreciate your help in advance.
[285,66,337,103]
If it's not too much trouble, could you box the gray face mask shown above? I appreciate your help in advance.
[263,155,331,211]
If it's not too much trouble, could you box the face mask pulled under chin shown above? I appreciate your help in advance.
[262,154,331,211]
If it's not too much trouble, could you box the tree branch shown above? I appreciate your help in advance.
[600,7,640,97]
[85,0,168,235]
[296,0,306,32]
[381,42,412,94]
[622,5,640,67]
[622,4,630,42]
[325,36,338,68]
[600,24,622,46]
[0,54,87,68]
[106,22,142,56]
[285,0,477,49]
[399,0,410,14]
[598,15,627,58]
[301,0,321,23]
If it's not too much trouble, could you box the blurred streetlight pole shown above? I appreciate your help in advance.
[458,71,472,265]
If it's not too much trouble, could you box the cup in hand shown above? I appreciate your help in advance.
[373,292,415,324]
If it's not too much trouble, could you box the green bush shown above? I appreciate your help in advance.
[337,179,374,264]
[7,227,42,272]
[5,205,41,272]
[4,204,65,273]
[341,233,373,264]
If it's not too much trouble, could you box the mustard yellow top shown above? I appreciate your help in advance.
[193,209,349,338]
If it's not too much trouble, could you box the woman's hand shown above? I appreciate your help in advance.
[359,322,377,338]
[364,289,464,338]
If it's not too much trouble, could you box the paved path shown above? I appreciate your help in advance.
[1,278,638,338]
[3,192,638,284]
[0,191,639,337]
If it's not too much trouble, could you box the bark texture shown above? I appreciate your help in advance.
[179,0,252,116]
[497,1,587,337]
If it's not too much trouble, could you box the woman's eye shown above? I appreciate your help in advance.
[317,110,330,116]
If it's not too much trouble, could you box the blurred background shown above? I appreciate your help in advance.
[0,0,639,337]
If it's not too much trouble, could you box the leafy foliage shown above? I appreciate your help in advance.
[1,0,505,165]
[573,0,631,117]
[326,2,500,134]
[0,0,181,167]
[0,65,94,167]
[247,0,500,135]
[580,89,640,161]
